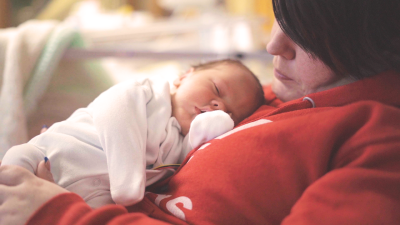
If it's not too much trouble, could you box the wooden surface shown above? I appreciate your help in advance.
[0,0,10,28]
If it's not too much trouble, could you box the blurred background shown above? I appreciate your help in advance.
[0,0,275,138]
[1,1,274,57]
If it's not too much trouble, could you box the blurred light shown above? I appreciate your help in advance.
[158,0,218,11]
[211,24,230,53]
[232,21,254,52]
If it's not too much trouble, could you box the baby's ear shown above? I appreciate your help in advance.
[173,68,194,87]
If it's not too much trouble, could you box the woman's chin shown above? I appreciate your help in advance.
[271,79,300,102]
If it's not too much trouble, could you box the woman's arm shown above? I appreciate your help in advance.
[0,122,172,225]
[0,164,173,225]
[0,165,67,225]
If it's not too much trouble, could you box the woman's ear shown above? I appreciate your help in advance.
[173,68,194,87]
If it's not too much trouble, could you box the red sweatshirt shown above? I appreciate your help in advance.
[27,70,400,225]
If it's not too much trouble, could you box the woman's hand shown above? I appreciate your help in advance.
[36,158,55,182]
[0,165,67,225]
[0,124,60,224]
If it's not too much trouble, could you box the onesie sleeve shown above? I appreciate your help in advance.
[188,110,234,149]
[90,80,152,206]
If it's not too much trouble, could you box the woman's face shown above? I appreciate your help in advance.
[266,21,354,102]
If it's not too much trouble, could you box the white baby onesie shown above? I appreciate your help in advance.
[2,77,234,208]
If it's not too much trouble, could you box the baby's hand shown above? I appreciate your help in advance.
[189,110,234,149]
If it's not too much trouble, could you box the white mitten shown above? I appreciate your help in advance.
[188,110,234,149]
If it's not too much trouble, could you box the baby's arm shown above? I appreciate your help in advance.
[188,110,234,149]
[1,143,45,174]
[90,80,152,206]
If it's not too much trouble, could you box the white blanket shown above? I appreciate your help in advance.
[0,20,58,158]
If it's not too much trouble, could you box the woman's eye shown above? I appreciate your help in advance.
[214,83,220,95]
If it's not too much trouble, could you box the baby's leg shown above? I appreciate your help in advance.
[1,144,45,174]
[64,174,115,208]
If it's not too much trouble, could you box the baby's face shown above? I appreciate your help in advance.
[171,64,262,136]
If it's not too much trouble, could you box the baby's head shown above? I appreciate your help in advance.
[171,59,265,136]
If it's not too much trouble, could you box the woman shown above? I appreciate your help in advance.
[1,0,400,224]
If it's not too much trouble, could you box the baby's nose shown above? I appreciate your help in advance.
[210,99,226,111]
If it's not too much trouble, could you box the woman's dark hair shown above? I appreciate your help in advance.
[272,0,400,79]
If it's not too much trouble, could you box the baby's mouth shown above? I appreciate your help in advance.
[195,107,206,115]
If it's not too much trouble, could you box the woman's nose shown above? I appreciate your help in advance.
[210,99,226,111]
[266,21,295,60]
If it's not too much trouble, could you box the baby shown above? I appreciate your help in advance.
[2,59,265,208]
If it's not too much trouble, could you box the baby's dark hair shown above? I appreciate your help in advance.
[191,59,265,106]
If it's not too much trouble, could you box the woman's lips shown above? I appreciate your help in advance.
[274,69,292,80]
